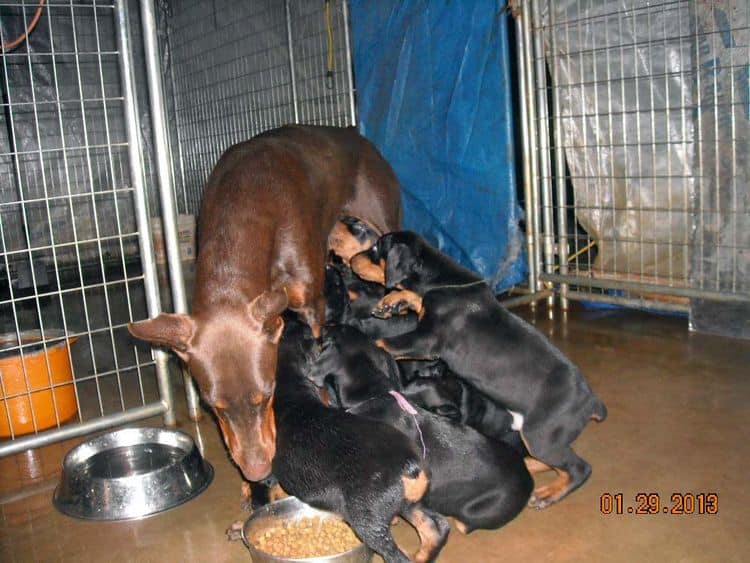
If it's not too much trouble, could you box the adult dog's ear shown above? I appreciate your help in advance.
[249,290,288,322]
[128,313,195,357]
[248,290,288,343]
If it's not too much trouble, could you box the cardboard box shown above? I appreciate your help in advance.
[151,214,196,264]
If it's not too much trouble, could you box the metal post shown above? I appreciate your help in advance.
[140,0,201,421]
[116,0,175,426]
[511,3,538,294]
[167,36,189,213]
[342,0,357,125]
[0,404,168,458]
[541,272,750,303]
[501,289,554,309]
[547,3,569,309]
[285,0,300,123]
[521,0,543,294]
[530,0,555,307]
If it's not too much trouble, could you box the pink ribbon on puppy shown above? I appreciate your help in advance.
[389,391,426,459]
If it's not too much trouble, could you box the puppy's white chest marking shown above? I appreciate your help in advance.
[509,410,524,431]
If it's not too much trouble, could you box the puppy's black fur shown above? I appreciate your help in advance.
[271,316,449,563]
[397,359,448,385]
[325,260,418,339]
[399,363,527,456]
[352,231,481,292]
[311,325,533,533]
[378,283,607,509]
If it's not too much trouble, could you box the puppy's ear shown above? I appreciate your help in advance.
[385,244,410,288]
[324,266,349,324]
[128,313,195,356]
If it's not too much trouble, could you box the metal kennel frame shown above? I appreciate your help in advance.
[165,0,356,216]
[514,0,750,313]
[0,0,176,457]
[0,0,360,454]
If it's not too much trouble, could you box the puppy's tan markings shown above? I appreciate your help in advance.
[530,469,571,505]
[525,458,552,474]
[373,290,424,318]
[327,221,373,264]
[408,507,444,563]
[268,483,289,503]
[402,469,429,502]
[240,481,253,510]
[351,254,385,284]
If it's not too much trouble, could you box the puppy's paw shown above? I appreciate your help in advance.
[527,491,556,510]
[268,483,289,503]
[373,290,424,320]
[226,520,245,542]
[371,305,391,319]
[372,291,415,319]
[240,481,253,511]
[372,300,408,319]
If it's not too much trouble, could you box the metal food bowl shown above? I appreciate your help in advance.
[241,497,373,563]
[53,427,213,521]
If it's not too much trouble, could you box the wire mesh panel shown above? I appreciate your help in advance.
[0,0,166,451]
[526,0,750,311]
[165,0,355,215]
[288,0,354,126]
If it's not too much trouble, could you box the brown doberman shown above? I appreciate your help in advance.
[128,125,401,482]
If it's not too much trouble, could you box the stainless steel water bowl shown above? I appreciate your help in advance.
[53,426,213,521]
[241,497,373,563]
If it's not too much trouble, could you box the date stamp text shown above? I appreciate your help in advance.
[599,493,718,515]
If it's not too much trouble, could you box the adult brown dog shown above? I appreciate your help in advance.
[129,125,401,482]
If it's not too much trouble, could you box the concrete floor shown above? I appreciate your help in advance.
[1,303,748,562]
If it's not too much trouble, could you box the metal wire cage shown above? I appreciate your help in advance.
[166,0,356,216]
[0,0,360,454]
[514,0,750,318]
[0,0,172,455]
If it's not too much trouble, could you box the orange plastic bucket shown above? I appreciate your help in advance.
[0,332,79,438]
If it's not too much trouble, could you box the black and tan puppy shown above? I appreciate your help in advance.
[311,325,533,533]
[265,316,449,563]
[325,259,418,339]
[350,231,480,293]
[399,361,526,455]
[351,231,607,508]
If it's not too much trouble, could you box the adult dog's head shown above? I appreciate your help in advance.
[128,289,287,482]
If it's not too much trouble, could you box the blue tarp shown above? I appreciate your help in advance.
[349,0,526,291]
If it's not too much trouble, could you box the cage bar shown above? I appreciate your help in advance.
[524,0,749,310]
[0,0,170,456]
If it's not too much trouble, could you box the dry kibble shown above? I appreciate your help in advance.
[250,516,361,558]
